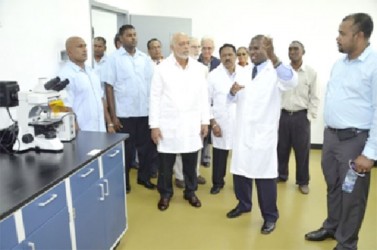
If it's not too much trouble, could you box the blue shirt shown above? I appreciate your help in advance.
[324,45,377,160]
[102,47,153,118]
[58,60,106,132]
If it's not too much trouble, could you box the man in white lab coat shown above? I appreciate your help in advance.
[208,43,239,194]
[149,32,210,211]
[226,35,297,234]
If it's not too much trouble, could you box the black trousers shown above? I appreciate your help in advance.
[277,110,310,185]
[118,117,157,186]
[321,128,370,250]
[212,148,229,188]
[158,151,198,198]
[233,174,279,222]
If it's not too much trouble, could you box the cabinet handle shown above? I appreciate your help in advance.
[99,183,105,201]
[38,194,58,207]
[27,241,35,250]
[104,179,110,196]
[80,168,94,178]
[108,150,120,158]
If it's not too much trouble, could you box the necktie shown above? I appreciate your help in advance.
[252,66,258,79]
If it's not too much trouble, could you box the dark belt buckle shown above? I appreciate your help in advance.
[287,110,294,116]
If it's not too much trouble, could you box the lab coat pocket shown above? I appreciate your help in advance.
[245,124,275,150]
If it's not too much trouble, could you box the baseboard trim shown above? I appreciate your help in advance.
[311,144,323,149]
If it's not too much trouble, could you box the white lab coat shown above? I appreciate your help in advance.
[149,54,210,153]
[208,64,240,150]
[230,61,297,178]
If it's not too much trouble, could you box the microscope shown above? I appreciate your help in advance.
[8,77,76,152]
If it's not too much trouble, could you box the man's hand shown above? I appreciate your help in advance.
[151,128,163,145]
[230,82,245,96]
[212,124,222,137]
[354,155,374,173]
[107,126,116,133]
[263,36,279,64]
[200,125,208,139]
[113,117,123,131]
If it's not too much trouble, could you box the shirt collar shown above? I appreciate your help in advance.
[344,44,372,62]
[67,60,87,73]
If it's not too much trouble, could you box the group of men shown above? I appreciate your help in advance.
[58,12,376,250]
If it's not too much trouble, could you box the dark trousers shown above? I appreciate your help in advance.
[200,126,211,164]
[233,174,279,222]
[277,110,310,185]
[158,151,198,198]
[212,148,229,188]
[321,128,370,250]
[118,117,157,186]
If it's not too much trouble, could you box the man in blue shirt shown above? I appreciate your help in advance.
[103,25,156,193]
[305,13,377,250]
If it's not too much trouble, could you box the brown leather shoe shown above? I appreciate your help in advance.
[157,197,170,211]
[184,194,201,208]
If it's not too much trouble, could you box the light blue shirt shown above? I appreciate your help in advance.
[102,47,153,117]
[324,45,377,160]
[58,60,106,132]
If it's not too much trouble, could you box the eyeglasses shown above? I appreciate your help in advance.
[237,53,247,56]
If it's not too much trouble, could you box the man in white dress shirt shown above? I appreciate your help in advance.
[58,36,113,133]
[149,32,210,211]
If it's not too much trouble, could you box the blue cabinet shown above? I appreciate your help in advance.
[0,215,18,250]
[13,208,71,250]
[72,142,127,249]
[14,182,71,250]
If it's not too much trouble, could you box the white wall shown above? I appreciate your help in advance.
[1,0,377,143]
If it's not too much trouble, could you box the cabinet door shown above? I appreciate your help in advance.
[13,208,71,250]
[73,180,106,250]
[103,164,127,248]
[0,215,18,250]
[22,182,67,236]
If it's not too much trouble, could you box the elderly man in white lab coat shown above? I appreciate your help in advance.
[226,35,297,235]
[208,43,239,195]
[149,32,210,211]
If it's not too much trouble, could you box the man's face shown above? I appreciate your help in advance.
[201,39,214,59]
[189,40,200,57]
[336,19,359,54]
[220,47,236,71]
[248,38,267,65]
[68,37,87,64]
[172,34,190,60]
[288,42,304,63]
[121,28,137,49]
[93,39,106,58]
[148,40,162,60]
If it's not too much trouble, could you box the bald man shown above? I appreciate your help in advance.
[58,36,113,132]
[149,32,210,211]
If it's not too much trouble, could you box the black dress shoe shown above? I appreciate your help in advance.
[157,197,170,211]
[201,162,210,167]
[305,227,334,241]
[137,179,156,190]
[210,186,222,194]
[184,195,201,207]
[226,207,246,218]
[261,221,276,234]
[126,185,131,194]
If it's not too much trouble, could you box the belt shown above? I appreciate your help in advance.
[327,127,369,133]
[281,109,307,115]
